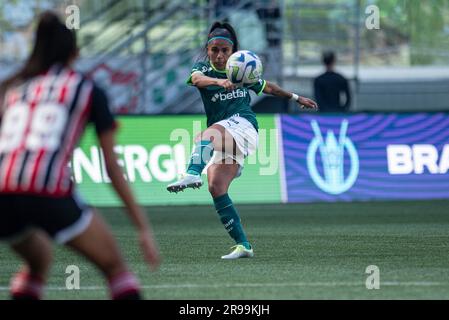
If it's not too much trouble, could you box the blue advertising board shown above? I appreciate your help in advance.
[280,113,449,202]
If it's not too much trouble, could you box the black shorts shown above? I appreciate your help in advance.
[0,193,93,244]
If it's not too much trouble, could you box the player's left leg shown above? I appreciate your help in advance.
[66,211,142,300]
[9,231,52,300]
[208,162,254,260]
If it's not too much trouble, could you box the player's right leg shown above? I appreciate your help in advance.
[0,195,52,300]
[66,212,142,300]
[9,231,52,300]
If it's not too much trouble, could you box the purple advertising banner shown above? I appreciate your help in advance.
[280,113,449,202]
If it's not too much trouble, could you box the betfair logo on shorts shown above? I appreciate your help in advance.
[212,89,248,102]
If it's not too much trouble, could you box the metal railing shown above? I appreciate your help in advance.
[2,0,448,114]
[79,0,281,114]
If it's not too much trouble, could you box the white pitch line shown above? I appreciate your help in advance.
[0,281,446,291]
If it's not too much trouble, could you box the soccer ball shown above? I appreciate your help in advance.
[226,50,263,87]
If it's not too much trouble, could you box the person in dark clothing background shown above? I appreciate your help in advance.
[313,51,351,112]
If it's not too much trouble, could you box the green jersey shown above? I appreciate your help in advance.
[186,61,266,130]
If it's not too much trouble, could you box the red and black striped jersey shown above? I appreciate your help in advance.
[0,64,116,197]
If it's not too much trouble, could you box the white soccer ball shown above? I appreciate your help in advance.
[226,50,263,87]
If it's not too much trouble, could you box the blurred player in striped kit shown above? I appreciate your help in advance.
[0,12,160,300]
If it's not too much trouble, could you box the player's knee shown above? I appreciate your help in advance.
[208,181,227,198]
[204,127,224,144]
[209,138,221,151]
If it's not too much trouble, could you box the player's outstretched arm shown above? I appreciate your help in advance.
[98,129,161,271]
[263,81,319,111]
[191,72,236,90]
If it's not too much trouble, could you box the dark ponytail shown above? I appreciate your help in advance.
[1,11,77,90]
[207,21,239,53]
[198,21,239,61]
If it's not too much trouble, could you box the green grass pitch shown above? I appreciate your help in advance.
[1,200,449,300]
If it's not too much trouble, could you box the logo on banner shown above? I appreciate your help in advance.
[307,120,359,194]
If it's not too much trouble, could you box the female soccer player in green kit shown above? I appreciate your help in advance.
[168,21,318,259]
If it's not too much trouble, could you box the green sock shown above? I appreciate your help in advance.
[213,193,250,249]
[187,140,214,176]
